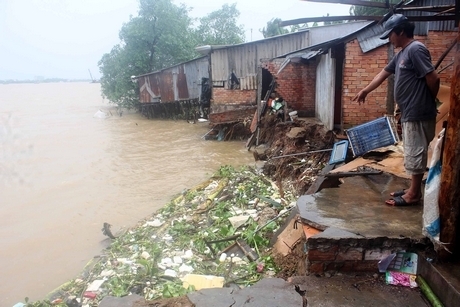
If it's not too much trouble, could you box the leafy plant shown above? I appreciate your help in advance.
[107,275,133,297]
[162,281,194,298]
[217,165,235,178]
[99,0,245,109]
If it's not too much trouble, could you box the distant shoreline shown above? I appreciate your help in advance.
[0,78,95,84]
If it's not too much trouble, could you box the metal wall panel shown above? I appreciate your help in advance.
[138,56,209,103]
[316,51,335,131]
[211,31,311,89]
[139,75,161,103]
[184,57,209,99]
[210,22,371,90]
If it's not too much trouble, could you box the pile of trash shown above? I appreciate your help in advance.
[26,166,296,307]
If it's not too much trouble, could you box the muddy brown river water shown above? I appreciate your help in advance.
[0,82,253,306]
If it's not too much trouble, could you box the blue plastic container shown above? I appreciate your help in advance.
[329,140,349,164]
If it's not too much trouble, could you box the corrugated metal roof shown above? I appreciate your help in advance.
[404,0,457,32]
[356,22,388,53]
[356,0,457,53]
[195,29,311,55]
[276,49,323,75]
[134,56,208,78]
[275,22,374,58]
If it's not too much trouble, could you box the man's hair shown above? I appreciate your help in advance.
[393,22,415,38]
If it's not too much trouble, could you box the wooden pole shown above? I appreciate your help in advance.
[386,44,395,115]
[438,24,460,260]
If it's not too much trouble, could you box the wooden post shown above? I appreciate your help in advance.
[438,25,460,260]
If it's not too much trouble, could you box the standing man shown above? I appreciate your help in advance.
[353,14,440,206]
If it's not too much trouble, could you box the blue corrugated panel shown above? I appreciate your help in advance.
[346,117,398,157]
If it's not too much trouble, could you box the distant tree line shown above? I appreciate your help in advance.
[98,0,245,109]
[0,78,91,84]
[99,0,396,109]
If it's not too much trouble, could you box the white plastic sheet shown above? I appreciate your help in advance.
[93,109,109,119]
[423,128,445,240]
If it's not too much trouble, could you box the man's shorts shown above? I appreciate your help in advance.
[402,119,436,175]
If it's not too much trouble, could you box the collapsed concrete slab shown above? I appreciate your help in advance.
[296,173,429,275]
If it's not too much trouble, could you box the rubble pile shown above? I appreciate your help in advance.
[29,166,296,307]
[255,114,335,195]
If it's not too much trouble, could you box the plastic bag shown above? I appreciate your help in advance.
[423,128,445,239]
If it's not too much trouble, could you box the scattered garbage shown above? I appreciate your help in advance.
[93,109,111,119]
[26,166,293,305]
[328,140,349,165]
[289,110,298,121]
[379,252,418,288]
[182,274,225,290]
[86,279,105,292]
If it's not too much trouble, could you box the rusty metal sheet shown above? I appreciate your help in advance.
[159,71,174,102]
[177,65,189,99]
[137,56,209,103]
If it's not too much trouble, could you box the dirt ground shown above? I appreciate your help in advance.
[255,114,334,195]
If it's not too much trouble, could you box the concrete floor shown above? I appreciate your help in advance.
[295,168,460,306]
[290,273,428,307]
[298,173,424,239]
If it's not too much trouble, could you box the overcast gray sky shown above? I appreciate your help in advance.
[0,0,350,80]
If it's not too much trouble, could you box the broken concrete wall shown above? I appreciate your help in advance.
[306,235,422,275]
[262,58,317,117]
[210,86,256,124]
[342,30,457,129]
[208,105,256,124]
[212,88,256,105]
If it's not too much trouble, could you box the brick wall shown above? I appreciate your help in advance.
[342,30,457,128]
[306,236,416,274]
[213,88,256,105]
[342,39,389,127]
[209,106,256,124]
[417,31,457,85]
[210,88,257,124]
[262,59,317,117]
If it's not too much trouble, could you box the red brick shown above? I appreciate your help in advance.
[364,249,393,261]
[308,262,325,274]
[307,245,338,261]
[336,248,363,261]
[351,260,379,272]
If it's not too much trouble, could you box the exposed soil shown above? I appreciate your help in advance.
[274,239,307,279]
[255,114,335,195]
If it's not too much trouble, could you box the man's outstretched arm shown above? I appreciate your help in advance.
[353,69,391,104]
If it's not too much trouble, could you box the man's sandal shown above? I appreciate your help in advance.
[386,196,420,206]
[390,190,406,197]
